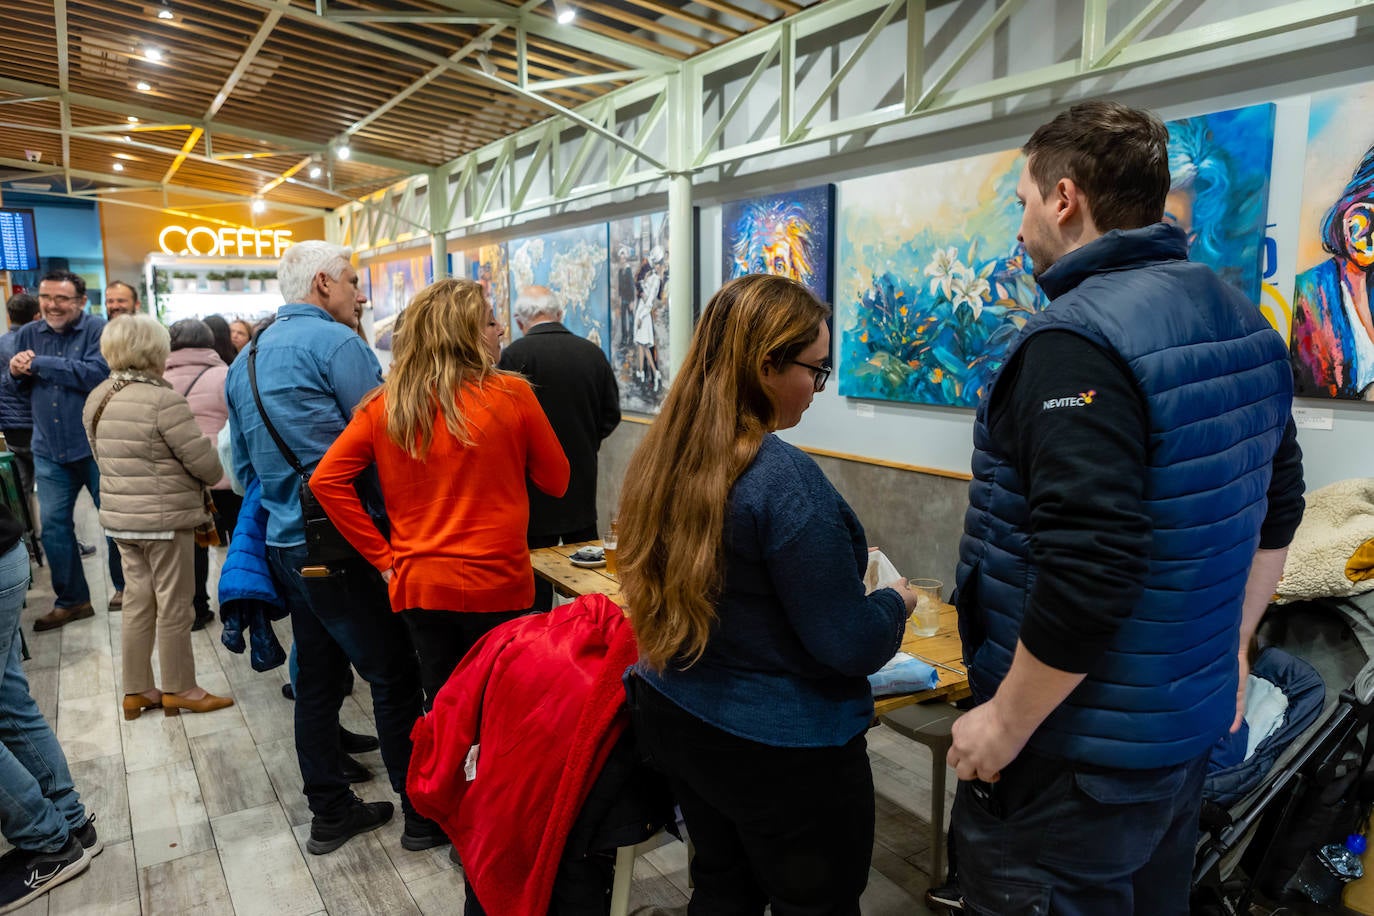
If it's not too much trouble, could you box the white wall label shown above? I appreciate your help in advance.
[1293,407,1334,430]
[856,403,876,419]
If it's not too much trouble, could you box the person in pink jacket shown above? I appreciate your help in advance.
[164,320,240,631]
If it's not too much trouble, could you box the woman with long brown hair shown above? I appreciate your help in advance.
[311,278,569,709]
[620,274,919,914]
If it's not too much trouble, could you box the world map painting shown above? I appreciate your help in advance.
[508,224,611,359]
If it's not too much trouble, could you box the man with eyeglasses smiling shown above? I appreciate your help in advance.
[3,270,122,631]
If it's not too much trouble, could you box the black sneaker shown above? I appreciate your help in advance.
[339,726,379,754]
[925,881,964,911]
[191,608,214,632]
[77,542,97,559]
[281,683,295,700]
[400,811,449,851]
[306,799,393,855]
[73,814,102,858]
[0,836,90,914]
[340,754,373,784]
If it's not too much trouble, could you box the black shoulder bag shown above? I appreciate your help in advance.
[246,340,363,568]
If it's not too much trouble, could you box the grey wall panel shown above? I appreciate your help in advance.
[595,421,969,597]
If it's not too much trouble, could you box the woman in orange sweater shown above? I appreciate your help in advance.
[311,278,569,706]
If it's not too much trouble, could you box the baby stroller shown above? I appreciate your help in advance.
[1192,595,1374,914]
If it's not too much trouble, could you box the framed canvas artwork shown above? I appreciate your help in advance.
[609,212,670,413]
[508,224,611,358]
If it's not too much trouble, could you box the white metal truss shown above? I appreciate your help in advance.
[334,0,1374,253]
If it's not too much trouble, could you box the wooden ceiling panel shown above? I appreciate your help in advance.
[3,0,818,209]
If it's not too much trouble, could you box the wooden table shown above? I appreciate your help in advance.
[531,542,970,712]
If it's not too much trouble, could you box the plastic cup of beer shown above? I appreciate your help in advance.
[601,531,618,577]
[908,578,943,637]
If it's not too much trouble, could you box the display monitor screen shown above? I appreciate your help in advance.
[0,209,39,272]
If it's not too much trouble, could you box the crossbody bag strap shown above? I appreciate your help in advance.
[247,338,309,481]
[89,379,132,461]
[178,366,213,400]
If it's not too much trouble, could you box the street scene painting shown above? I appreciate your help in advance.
[609,213,670,413]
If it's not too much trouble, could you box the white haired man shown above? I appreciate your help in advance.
[498,285,620,611]
[225,241,437,855]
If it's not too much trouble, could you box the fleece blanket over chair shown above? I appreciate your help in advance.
[406,594,638,916]
[1276,477,1374,603]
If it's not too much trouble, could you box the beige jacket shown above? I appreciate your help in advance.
[82,373,224,532]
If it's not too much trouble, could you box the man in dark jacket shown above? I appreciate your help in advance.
[946,101,1304,912]
[499,286,620,611]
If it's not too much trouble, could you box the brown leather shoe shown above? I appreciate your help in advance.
[108,590,124,611]
[122,694,162,721]
[162,691,234,716]
[33,602,94,632]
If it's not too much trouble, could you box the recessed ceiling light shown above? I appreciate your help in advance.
[113,152,134,160]
[145,48,164,63]
[136,81,152,92]
[336,144,350,160]
[112,162,125,172]
[127,115,139,123]
[157,6,174,20]
[552,0,576,24]
[309,165,322,179]
[123,135,133,142]
[251,198,266,214]
[243,152,253,159]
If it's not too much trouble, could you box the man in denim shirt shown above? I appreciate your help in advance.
[226,241,433,856]
[3,271,124,630]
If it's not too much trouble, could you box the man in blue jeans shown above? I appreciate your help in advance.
[0,506,102,910]
[3,271,124,631]
[226,241,439,855]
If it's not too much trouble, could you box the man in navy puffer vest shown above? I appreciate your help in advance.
[946,101,1305,914]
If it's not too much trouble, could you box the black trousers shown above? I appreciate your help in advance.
[402,608,528,709]
[192,489,244,615]
[528,525,598,612]
[630,678,874,916]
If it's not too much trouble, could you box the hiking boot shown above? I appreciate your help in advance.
[73,814,102,858]
[400,811,449,851]
[339,726,379,754]
[339,754,373,784]
[306,800,393,855]
[0,835,90,914]
[33,603,94,632]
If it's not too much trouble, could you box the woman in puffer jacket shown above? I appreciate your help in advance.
[164,319,240,631]
[83,315,232,720]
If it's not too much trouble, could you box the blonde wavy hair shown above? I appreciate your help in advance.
[618,274,830,671]
[363,277,505,459]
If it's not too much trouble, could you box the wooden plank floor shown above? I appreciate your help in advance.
[10,497,948,915]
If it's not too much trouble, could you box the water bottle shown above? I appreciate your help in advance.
[1296,834,1367,904]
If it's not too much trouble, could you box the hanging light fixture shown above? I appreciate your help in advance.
[309,163,323,179]
[336,143,351,161]
[551,0,576,24]
[251,198,266,214]
[476,39,499,77]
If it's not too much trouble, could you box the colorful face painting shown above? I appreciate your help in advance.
[368,254,433,350]
[1165,103,1276,305]
[721,185,834,302]
[507,224,611,359]
[1290,82,1374,402]
[471,243,511,341]
[609,213,670,414]
[837,149,1039,408]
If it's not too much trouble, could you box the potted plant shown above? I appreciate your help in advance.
[263,272,280,294]
[226,269,247,292]
[246,270,265,293]
[204,271,228,292]
[171,271,196,292]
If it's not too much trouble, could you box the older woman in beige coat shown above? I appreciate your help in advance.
[82,315,232,720]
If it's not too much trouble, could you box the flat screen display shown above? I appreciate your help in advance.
[0,209,40,271]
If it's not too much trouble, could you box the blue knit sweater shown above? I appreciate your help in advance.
[637,434,906,747]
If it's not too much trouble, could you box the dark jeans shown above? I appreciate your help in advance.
[630,678,873,916]
[529,525,598,612]
[402,608,528,710]
[34,455,123,608]
[952,748,1209,915]
[267,543,423,820]
[193,490,243,614]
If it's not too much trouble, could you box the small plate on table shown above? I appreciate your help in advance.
[569,546,606,569]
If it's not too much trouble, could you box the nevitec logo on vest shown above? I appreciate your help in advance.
[1043,390,1096,410]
